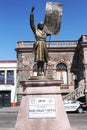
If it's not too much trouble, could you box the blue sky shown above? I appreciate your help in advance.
[0,0,87,60]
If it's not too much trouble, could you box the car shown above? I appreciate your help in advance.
[63,100,86,114]
[79,101,87,111]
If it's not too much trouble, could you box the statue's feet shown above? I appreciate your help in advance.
[37,72,42,76]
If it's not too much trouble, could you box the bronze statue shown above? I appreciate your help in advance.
[30,6,50,76]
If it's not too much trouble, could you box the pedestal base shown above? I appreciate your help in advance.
[15,80,74,130]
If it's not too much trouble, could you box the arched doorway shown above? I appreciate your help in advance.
[56,63,67,84]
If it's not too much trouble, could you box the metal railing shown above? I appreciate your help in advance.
[63,83,86,100]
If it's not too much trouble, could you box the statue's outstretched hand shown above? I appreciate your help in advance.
[31,6,35,13]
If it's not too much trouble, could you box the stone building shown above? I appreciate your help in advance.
[15,34,87,104]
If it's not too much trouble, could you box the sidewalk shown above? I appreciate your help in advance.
[0,106,19,113]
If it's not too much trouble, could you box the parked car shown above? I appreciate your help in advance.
[63,100,86,114]
[78,101,87,111]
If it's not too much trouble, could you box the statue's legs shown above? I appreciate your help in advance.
[37,61,44,76]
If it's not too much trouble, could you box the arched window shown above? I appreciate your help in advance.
[56,63,67,84]
[56,63,67,70]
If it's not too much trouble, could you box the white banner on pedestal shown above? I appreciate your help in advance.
[28,97,56,118]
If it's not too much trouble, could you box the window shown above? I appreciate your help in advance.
[7,70,14,84]
[0,71,5,84]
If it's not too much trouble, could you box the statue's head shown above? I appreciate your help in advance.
[37,22,44,30]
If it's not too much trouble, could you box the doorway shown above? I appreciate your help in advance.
[0,91,11,107]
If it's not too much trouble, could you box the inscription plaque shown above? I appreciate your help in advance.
[28,97,56,118]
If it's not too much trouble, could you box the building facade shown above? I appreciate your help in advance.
[0,60,17,107]
[15,34,87,103]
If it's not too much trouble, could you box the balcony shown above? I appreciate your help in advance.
[16,40,78,48]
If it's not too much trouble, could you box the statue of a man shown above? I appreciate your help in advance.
[30,6,50,76]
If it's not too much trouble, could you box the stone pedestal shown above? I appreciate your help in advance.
[15,80,72,130]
